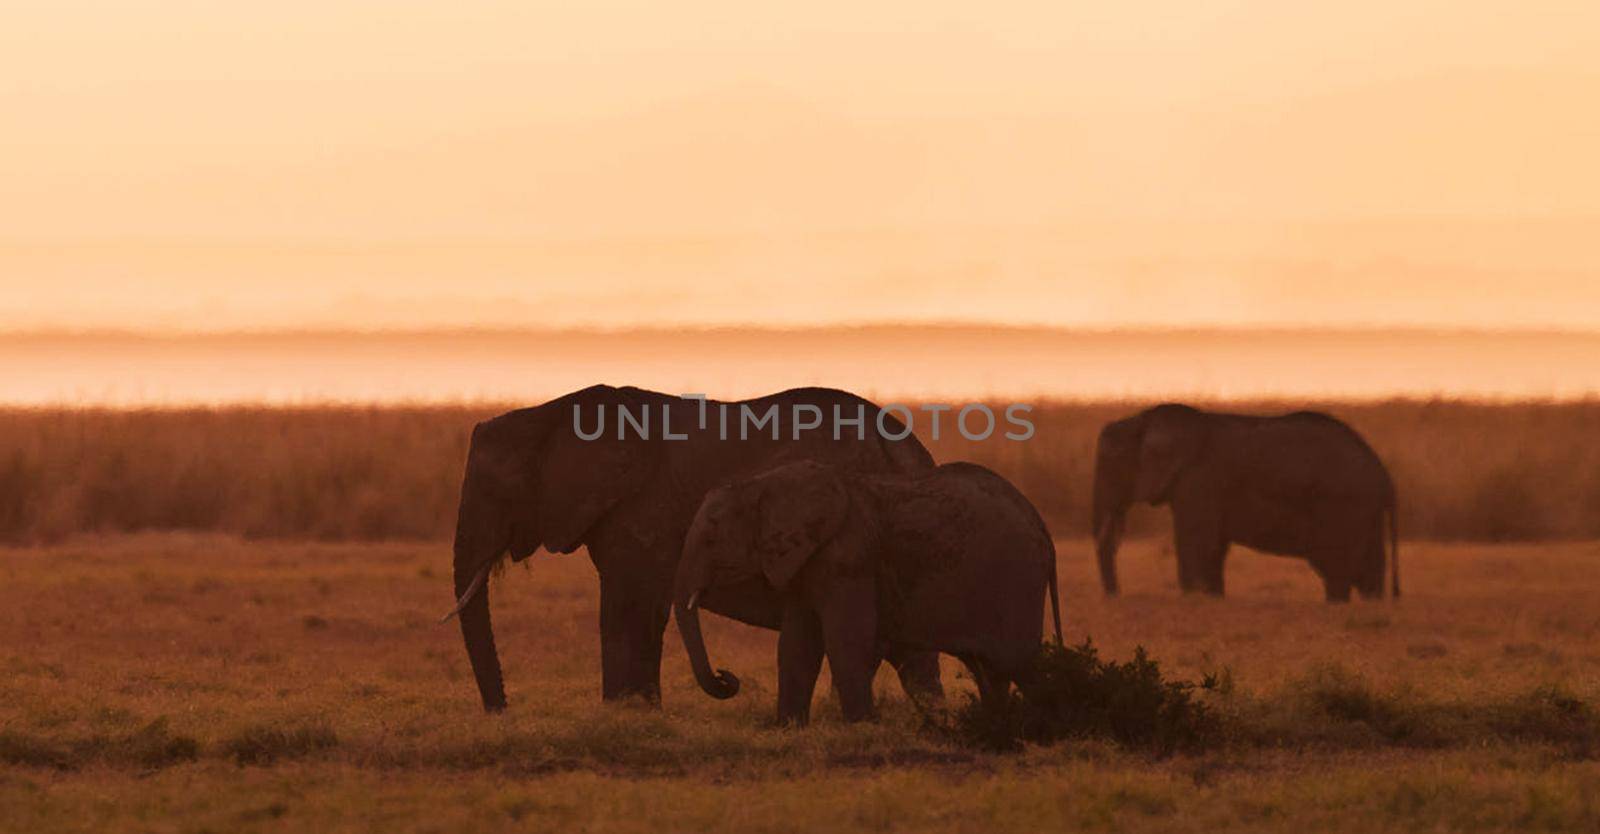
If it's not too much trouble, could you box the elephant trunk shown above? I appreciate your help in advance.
[1091,454,1130,597]
[673,593,740,700]
[451,481,510,713]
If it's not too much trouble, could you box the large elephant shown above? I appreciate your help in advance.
[1092,404,1398,602]
[674,461,1061,724]
[443,385,944,711]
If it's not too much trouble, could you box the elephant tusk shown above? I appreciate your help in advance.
[438,561,495,624]
[686,590,700,610]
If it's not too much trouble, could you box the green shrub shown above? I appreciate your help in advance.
[952,641,1218,756]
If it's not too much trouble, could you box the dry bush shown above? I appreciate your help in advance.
[221,721,340,766]
[952,641,1219,756]
[2,399,1598,544]
[0,718,198,770]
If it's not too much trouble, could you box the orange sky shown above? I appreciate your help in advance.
[4,1,1599,331]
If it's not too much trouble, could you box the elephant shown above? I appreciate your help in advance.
[1091,404,1399,602]
[673,460,1062,724]
[441,385,945,712]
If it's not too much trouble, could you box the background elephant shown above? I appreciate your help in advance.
[443,385,944,712]
[1092,404,1398,601]
[674,461,1061,724]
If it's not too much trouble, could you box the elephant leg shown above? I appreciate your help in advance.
[1172,505,1224,596]
[885,649,945,711]
[1354,518,1388,600]
[777,603,825,726]
[1308,523,1362,603]
[1314,556,1352,602]
[957,655,1011,713]
[818,577,879,722]
[1201,541,1229,596]
[639,596,670,698]
[1175,553,1198,593]
[1355,559,1385,599]
[598,575,668,703]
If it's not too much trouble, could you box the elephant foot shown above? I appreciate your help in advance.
[887,650,944,711]
[600,684,662,707]
[1321,578,1354,603]
[774,709,811,728]
[839,705,878,723]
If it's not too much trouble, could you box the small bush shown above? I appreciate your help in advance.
[109,717,200,768]
[0,718,197,770]
[1297,664,1399,725]
[221,721,338,766]
[1290,664,1448,746]
[1243,668,1600,754]
[0,731,71,769]
[952,641,1217,756]
[1489,685,1600,758]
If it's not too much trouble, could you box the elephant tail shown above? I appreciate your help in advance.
[1387,488,1401,599]
[1047,539,1063,645]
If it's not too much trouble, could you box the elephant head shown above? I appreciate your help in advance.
[443,385,662,712]
[673,462,850,700]
[1091,404,1207,596]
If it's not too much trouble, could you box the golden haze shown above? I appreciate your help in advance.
[4,1,1600,336]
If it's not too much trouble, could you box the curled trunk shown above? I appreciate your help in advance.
[674,599,740,700]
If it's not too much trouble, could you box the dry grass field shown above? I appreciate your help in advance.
[5,399,1600,545]
[5,532,1600,832]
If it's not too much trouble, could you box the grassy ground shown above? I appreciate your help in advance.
[5,534,1600,831]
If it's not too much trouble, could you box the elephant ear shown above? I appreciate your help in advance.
[459,412,552,562]
[1135,408,1206,503]
[754,464,851,591]
[535,388,661,553]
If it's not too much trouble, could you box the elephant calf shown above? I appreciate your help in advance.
[674,461,1062,725]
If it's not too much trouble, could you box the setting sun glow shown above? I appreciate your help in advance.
[3,1,1598,400]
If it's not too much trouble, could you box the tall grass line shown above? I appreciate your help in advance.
[2,400,1598,544]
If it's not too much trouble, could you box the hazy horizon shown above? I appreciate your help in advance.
[8,322,1600,338]
[9,216,1600,333]
[8,326,1600,406]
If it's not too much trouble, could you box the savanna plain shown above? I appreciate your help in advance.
[4,402,1600,832]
